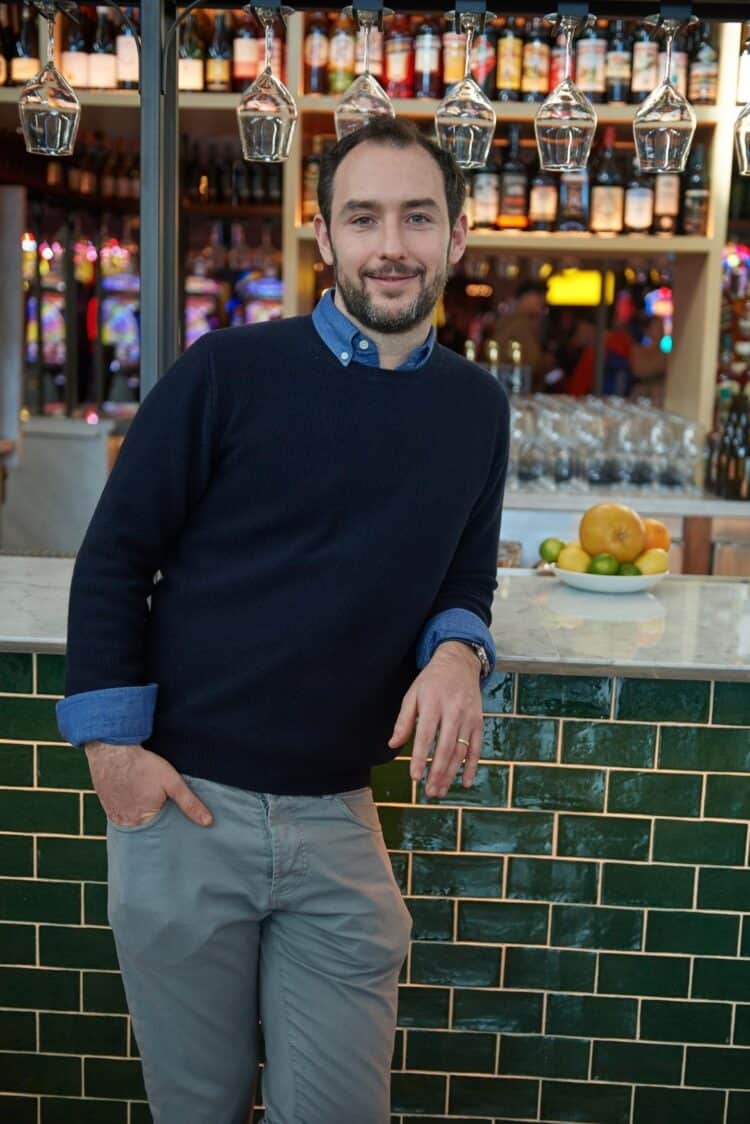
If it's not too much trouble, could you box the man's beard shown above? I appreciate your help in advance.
[331,249,448,335]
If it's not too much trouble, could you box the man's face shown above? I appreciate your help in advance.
[313,141,467,335]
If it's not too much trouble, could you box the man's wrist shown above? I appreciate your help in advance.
[434,640,485,676]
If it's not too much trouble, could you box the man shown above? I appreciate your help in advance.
[56,118,510,1124]
[490,278,556,392]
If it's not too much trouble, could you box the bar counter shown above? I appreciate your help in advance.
[1,555,750,1122]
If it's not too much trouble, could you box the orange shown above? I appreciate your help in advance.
[643,517,671,552]
[579,503,647,564]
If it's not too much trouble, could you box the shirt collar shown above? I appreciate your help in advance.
[312,289,435,372]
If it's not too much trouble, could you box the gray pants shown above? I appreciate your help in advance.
[106,774,413,1124]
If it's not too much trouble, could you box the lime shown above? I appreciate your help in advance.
[588,553,619,576]
[618,562,642,576]
[539,537,565,563]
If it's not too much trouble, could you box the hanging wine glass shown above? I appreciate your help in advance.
[334,6,394,139]
[18,2,81,156]
[633,15,698,173]
[237,5,297,162]
[534,14,597,171]
[434,10,496,169]
[735,101,750,176]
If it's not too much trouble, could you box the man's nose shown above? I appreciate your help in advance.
[378,217,408,258]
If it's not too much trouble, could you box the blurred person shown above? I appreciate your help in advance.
[490,279,557,391]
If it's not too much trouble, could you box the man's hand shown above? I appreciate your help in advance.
[84,741,213,828]
[388,641,484,798]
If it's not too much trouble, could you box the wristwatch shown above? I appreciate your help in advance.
[458,641,490,678]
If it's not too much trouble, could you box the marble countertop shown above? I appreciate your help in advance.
[503,489,750,518]
[0,556,748,681]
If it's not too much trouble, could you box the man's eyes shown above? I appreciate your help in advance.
[349,213,433,226]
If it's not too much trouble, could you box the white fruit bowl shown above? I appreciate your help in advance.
[552,567,669,594]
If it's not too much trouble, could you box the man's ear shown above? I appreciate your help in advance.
[448,212,468,267]
[313,214,334,266]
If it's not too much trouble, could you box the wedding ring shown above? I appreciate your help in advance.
[456,737,470,747]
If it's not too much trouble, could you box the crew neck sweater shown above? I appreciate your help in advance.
[57,316,510,795]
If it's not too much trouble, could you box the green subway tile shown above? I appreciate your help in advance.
[405,898,453,941]
[512,766,605,812]
[397,986,450,1028]
[546,994,637,1039]
[0,966,79,1010]
[602,863,694,908]
[499,1034,589,1079]
[41,1098,128,1124]
[461,809,553,855]
[558,814,650,861]
[0,789,79,834]
[453,989,543,1033]
[733,1005,750,1045]
[390,852,408,892]
[391,1073,446,1115]
[0,696,62,742]
[0,835,33,877]
[0,1096,37,1124]
[541,1080,631,1124]
[507,857,598,904]
[729,1092,750,1124]
[83,972,128,1014]
[714,681,750,726]
[458,901,549,945]
[371,758,412,803]
[654,819,747,866]
[660,725,750,772]
[0,879,80,924]
[598,953,690,997]
[412,854,502,898]
[518,674,611,719]
[0,922,36,965]
[411,942,500,987]
[83,795,107,837]
[551,905,642,951]
[402,1119,489,1124]
[699,869,750,912]
[126,1107,151,1124]
[83,884,108,927]
[36,654,66,697]
[40,926,118,970]
[37,745,91,790]
[738,916,750,957]
[634,1086,725,1124]
[608,770,702,817]
[647,910,739,956]
[706,775,750,821]
[407,1029,496,1073]
[393,1027,404,1070]
[449,1076,539,1118]
[592,1040,682,1084]
[483,717,558,762]
[0,653,33,693]
[84,1058,146,1100]
[419,764,509,807]
[378,807,457,851]
[0,743,34,786]
[642,999,730,1044]
[686,1045,750,1088]
[504,948,595,992]
[562,720,656,768]
[615,677,710,722]
[481,670,515,714]
[0,1051,79,1095]
[40,1013,127,1057]
[693,958,750,1001]
[37,838,107,882]
[0,1010,36,1051]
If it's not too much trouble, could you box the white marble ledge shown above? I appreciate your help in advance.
[0,556,748,681]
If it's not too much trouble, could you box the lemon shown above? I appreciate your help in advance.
[588,553,619,576]
[557,544,592,573]
[539,537,565,563]
[633,547,669,575]
[618,562,642,576]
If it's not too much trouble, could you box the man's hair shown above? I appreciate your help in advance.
[515,279,548,300]
[317,117,467,232]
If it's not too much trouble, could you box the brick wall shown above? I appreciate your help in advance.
[1,651,750,1123]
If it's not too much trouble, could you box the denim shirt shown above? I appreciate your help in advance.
[56,295,496,749]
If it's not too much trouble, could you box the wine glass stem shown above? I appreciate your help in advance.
[563,23,574,82]
[264,20,273,73]
[463,24,475,79]
[362,22,371,76]
[46,17,54,66]
[663,25,675,85]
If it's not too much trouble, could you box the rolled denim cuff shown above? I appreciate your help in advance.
[416,608,496,688]
[55,684,159,749]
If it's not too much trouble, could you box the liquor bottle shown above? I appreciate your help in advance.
[726,394,750,499]
[442,14,465,95]
[179,12,205,91]
[496,15,522,101]
[384,12,414,98]
[548,27,572,91]
[10,2,40,86]
[623,154,654,233]
[688,21,718,105]
[470,18,496,100]
[205,142,221,204]
[558,168,589,230]
[206,12,232,93]
[302,135,323,222]
[219,143,234,204]
[682,142,709,235]
[521,17,549,103]
[115,141,131,199]
[653,173,680,235]
[528,163,558,231]
[233,9,259,94]
[60,9,90,89]
[575,19,607,104]
[738,25,750,105]
[606,19,631,104]
[328,8,355,95]
[630,23,659,104]
[127,140,140,199]
[89,6,117,90]
[589,126,624,234]
[266,162,282,203]
[303,10,328,94]
[472,157,501,229]
[497,126,528,230]
[660,30,688,97]
[414,15,442,98]
[116,7,139,90]
[100,140,118,197]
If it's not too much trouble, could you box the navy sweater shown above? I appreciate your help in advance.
[62,317,510,794]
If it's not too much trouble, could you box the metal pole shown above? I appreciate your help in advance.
[162,0,180,372]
